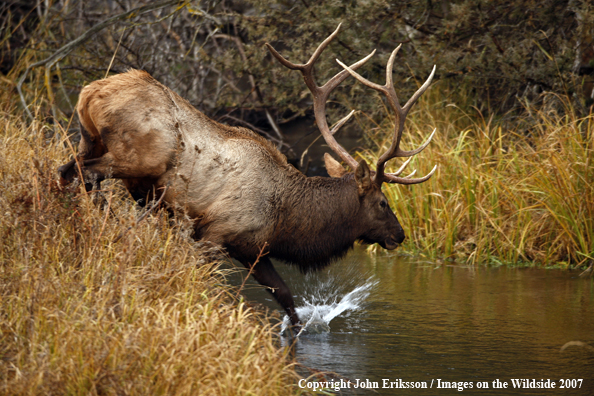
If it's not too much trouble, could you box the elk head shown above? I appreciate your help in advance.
[266,24,437,251]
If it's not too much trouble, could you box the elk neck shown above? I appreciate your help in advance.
[268,171,363,271]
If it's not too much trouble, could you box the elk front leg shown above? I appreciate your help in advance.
[58,120,107,191]
[241,256,300,326]
[60,152,168,186]
[58,157,103,192]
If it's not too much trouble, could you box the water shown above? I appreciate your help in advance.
[280,277,378,336]
[230,248,594,395]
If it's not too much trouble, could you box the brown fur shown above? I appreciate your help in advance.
[58,70,405,326]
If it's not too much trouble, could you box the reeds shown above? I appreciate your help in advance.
[0,109,299,394]
[360,85,593,268]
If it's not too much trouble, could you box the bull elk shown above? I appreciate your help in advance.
[58,25,436,327]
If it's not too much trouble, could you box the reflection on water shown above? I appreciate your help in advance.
[231,247,594,395]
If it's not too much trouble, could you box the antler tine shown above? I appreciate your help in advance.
[389,156,413,177]
[336,48,404,180]
[265,24,343,89]
[330,110,355,135]
[266,24,374,171]
[337,46,437,185]
[387,65,436,160]
[384,164,437,185]
[403,65,436,115]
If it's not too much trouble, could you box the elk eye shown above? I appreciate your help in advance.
[379,200,387,209]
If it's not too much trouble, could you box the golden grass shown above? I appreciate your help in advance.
[360,85,593,268]
[2,38,591,393]
[0,110,300,394]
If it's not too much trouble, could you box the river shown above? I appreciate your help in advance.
[230,247,594,395]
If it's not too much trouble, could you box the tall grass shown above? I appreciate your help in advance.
[360,85,593,268]
[0,109,300,394]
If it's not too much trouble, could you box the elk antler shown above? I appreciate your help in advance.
[337,45,437,185]
[266,24,374,171]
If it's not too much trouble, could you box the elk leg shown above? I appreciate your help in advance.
[77,152,168,181]
[241,256,300,326]
[57,157,103,192]
[58,120,106,188]
[57,158,77,184]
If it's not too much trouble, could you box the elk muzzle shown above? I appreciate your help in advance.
[382,231,405,250]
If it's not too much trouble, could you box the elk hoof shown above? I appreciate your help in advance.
[282,322,303,338]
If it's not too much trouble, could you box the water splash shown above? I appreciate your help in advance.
[281,277,378,336]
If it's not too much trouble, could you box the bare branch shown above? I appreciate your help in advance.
[215,33,285,145]
[17,0,185,120]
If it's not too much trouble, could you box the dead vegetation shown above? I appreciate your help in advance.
[0,109,301,394]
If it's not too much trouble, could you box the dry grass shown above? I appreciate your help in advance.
[360,85,593,268]
[3,19,591,392]
[0,109,300,394]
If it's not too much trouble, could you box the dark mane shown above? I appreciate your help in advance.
[269,174,361,272]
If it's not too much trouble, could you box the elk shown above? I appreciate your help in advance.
[58,25,436,327]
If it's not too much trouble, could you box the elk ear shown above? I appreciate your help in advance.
[355,160,372,195]
[324,153,348,178]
